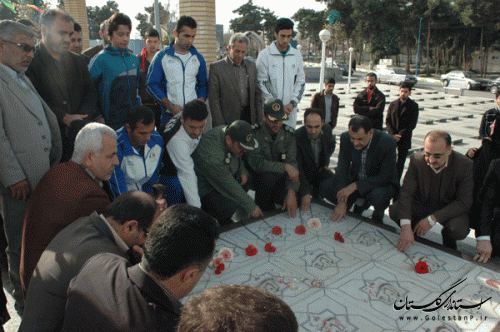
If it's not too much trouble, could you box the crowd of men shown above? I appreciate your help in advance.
[0,7,499,331]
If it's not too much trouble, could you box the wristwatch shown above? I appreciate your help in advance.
[290,100,297,108]
[427,215,436,226]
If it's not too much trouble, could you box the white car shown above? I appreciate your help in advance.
[376,68,417,86]
[440,71,489,90]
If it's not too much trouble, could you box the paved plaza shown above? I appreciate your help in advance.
[2,72,497,331]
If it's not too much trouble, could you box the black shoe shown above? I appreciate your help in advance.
[353,204,364,215]
[371,210,384,223]
[442,237,457,250]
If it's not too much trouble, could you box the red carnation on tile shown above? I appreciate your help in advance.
[245,245,258,256]
[264,243,276,253]
[415,261,429,274]
[334,232,345,243]
[272,226,282,235]
[295,225,306,235]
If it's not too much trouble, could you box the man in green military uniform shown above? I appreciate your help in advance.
[193,120,264,227]
[248,98,300,217]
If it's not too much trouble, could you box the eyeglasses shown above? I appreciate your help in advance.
[1,40,35,53]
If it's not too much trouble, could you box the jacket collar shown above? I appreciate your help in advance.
[128,264,183,315]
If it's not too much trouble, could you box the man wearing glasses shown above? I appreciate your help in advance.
[0,20,62,315]
[389,130,473,252]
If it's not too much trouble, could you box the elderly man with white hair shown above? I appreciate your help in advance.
[0,19,62,314]
[19,122,119,295]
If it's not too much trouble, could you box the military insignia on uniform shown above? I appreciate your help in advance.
[225,153,231,164]
[281,154,286,160]
[272,102,281,112]
[246,134,252,142]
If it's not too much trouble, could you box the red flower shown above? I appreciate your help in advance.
[265,243,277,253]
[295,225,306,235]
[334,232,345,243]
[272,226,282,235]
[245,245,258,256]
[215,268,222,274]
[218,263,225,271]
[415,261,429,274]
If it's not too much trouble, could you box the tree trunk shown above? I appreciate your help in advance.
[435,44,440,74]
[406,38,411,73]
[426,19,431,75]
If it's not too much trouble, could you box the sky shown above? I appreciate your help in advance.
[83,0,327,38]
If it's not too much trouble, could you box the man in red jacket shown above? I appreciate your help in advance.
[20,122,119,294]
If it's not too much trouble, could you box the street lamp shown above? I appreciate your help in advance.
[319,29,331,91]
[347,47,354,94]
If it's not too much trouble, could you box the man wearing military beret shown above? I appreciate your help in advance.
[192,120,263,227]
[247,99,300,217]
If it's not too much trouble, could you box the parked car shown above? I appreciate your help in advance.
[487,76,500,94]
[325,59,353,76]
[376,67,418,87]
[440,71,489,90]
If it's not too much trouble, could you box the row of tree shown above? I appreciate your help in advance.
[227,0,500,75]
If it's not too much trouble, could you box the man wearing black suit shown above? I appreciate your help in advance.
[26,9,101,162]
[19,191,157,332]
[295,108,335,211]
[386,82,419,179]
[320,115,399,223]
[353,72,386,130]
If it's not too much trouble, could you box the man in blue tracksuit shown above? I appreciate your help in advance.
[89,13,140,130]
[108,106,163,201]
[146,15,208,126]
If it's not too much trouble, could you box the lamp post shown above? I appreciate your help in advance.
[347,47,354,94]
[319,29,331,91]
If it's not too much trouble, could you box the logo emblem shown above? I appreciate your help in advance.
[246,134,253,142]
[272,103,281,112]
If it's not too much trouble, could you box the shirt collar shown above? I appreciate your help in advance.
[99,214,130,254]
[362,136,373,152]
[75,161,103,187]
[0,62,23,81]
[308,130,323,141]
[226,55,244,66]
[427,159,449,174]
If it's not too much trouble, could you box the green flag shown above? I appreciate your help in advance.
[1,0,17,13]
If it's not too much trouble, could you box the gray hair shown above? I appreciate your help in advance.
[0,20,35,41]
[71,123,117,163]
[229,32,249,48]
[39,9,73,29]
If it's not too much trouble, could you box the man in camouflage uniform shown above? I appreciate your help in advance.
[193,120,263,227]
[248,98,300,217]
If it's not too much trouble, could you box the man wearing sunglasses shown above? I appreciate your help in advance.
[0,20,62,315]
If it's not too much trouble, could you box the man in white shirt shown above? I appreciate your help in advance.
[159,99,208,207]
[256,18,305,129]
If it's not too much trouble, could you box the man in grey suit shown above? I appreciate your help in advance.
[0,20,62,314]
[19,191,158,332]
[209,33,262,126]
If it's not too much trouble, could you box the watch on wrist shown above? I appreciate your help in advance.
[290,100,297,108]
[427,215,436,226]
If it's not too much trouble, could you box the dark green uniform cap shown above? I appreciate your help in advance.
[264,98,287,121]
[224,120,259,150]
